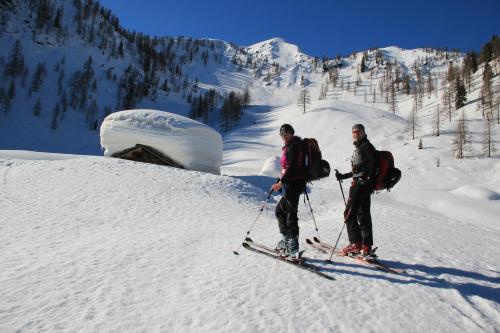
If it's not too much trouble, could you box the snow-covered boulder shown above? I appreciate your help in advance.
[259,156,281,178]
[100,109,222,175]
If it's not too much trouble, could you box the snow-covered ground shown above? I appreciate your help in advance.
[1,90,499,332]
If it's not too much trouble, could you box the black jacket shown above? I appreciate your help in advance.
[343,136,378,183]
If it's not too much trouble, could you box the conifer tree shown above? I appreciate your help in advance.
[56,91,66,116]
[87,100,98,129]
[433,105,441,136]
[389,82,397,114]
[29,62,47,95]
[4,40,25,78]
[51,103,61,130]
[297,88,311,114]
[21,67,28,87]
[33,99,42,117]
[360,53,367,73]
[402,75,411,95]
[1,81,15,114]
[442,84,453,122]
[242,88,251,108]
[426,73,434,96]
[408,105,418,140]
[58,69,65,95]
[480,62,494,119]
[482,118,496,157]
[220,97,231,132]
[454,76,467,110]
[452,112,470,159]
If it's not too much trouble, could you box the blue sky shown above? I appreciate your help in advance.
[99,0,499,57]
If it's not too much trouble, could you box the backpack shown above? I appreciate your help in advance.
[301,138,330,181]
[374,151,401,191]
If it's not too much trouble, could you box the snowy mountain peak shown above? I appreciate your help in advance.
[246,37,312,68]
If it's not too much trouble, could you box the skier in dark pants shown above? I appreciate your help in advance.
[271,124,306,259]
[335,124,378,258]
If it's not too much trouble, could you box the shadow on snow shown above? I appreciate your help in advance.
[305,257,500,304]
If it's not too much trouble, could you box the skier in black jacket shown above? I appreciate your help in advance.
[336,124,378,257]
[271,124,306,259]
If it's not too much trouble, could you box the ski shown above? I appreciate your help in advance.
[242,242,335,281]
[305,238,329,254]
[307,237,406,275]
[245,237,306,258]
[245,237,279,254]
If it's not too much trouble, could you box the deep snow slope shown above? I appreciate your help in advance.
[0,151,499,332]
[0,0,252,153]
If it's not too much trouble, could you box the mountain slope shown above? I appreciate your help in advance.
[0,0,253,153]
[0,152,499,332]
[3,0,496,159]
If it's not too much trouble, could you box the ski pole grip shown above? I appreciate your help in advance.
[334,168,342,183]
[266,178,280,199]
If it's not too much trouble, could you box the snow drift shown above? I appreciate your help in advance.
[100,109,223,175]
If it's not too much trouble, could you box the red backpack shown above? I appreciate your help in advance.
[374,151,401,191]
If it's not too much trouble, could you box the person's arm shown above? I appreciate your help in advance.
[335,170,352,180]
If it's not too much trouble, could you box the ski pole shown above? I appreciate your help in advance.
[327,170,347,262]
[304,187,321,241]
[233,178,279,255]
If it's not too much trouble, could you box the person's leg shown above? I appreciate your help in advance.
[344,183,363,245]
[357,189,373,255]
[275,196,287,235]
[283,183,303,238]
[275,196,288,251]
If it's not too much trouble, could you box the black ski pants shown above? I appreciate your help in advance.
[344,179,373,246]
[276,180,306,238]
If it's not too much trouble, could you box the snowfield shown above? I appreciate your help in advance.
[0,142,499,332]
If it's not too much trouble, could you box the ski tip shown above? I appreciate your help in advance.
[245,237,253,243]
[233,251,240,255]
[242,242,251,249]
[313,237,320,243]
[305,238,313,244]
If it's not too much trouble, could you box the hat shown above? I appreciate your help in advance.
[352,124,365,132]
[279,124,294,135]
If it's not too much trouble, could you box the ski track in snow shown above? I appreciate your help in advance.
[0,154,499,332]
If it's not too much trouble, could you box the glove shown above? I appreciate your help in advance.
[335,170,344,181]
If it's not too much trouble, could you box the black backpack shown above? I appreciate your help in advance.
[302,138,330,181]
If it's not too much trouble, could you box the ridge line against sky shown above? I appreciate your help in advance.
[98,0,499,57]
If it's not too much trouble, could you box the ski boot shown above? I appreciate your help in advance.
[341,242,362,257]
[361,245,378,260]
[282,236,300,261]
[275,234,287,254]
